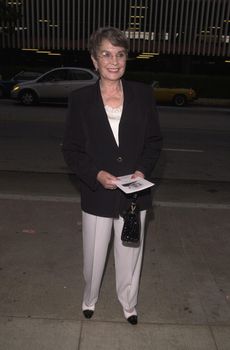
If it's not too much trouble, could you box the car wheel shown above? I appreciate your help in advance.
[19,90,38,106]
[173,94,187,107]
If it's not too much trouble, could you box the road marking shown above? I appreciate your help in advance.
[163,148,204,153]
[0,193,229,210]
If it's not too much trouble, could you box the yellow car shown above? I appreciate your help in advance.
[152,81,197,106]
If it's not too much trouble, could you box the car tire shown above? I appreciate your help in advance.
[173,94,187,107]
[19,89,38,106]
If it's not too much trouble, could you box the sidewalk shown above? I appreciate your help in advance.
[0,182,230,349]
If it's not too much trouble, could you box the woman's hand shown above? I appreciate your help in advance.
[131,170,145,179]
[97,170,118,190]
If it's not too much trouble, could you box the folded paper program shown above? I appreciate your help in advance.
[116,175,154,194]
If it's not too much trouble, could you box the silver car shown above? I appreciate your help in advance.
[11,67,98,106]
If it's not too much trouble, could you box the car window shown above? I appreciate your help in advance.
[68,69,93,81]
[13,72,41,81]
[39,69,67,82]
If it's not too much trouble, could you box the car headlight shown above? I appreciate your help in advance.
[12,85,20,92]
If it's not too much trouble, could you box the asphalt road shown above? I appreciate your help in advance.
[0,99,229,204]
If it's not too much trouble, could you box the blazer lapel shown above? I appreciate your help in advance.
[90,81,120,150]
[119,80,136,149]
[120,79,133,117]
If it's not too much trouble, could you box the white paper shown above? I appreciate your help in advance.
[115,174,154,194]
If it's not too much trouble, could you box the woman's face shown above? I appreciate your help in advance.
[91,39,127,82]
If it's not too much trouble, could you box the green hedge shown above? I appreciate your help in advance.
[124,71,230,99]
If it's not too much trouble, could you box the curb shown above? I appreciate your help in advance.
[194,98,230,107]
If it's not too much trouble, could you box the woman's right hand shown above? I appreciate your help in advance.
[97,170,118,190]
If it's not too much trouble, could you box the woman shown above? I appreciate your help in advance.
[62,27,162,325]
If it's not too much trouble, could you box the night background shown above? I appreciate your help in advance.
[0,0,230,99]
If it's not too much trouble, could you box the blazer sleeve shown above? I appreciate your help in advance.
[136,85,163,178]
[62,91,99,191]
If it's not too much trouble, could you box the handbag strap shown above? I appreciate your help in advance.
[131,192,138,202]
[130,193,138,213]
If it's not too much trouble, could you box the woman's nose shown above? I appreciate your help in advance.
[111,55,118,65]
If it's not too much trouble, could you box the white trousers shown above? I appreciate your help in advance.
[82,210,146,312]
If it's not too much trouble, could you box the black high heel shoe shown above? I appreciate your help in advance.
[83,309,94,319]
[127,315,138,325]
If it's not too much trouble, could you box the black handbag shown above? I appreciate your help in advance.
[121,193,140,244]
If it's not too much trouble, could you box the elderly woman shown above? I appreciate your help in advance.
[62,27,162,325]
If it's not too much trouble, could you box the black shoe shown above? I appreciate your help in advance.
[83,309,94,319]
[127,315,138,325]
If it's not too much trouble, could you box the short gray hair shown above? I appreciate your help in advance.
[89,27,129,58]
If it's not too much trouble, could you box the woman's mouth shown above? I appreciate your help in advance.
[108,68,119,72]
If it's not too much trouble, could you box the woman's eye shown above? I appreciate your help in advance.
[118,52,126,58]
[102,52,111,58]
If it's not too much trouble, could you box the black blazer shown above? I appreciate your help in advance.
[62,79,162,217]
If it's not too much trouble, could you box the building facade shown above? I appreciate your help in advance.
[0,0,230,57]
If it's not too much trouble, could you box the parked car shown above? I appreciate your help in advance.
[152,81,197,106]
[0,71,42,98]
[11,67,99,105]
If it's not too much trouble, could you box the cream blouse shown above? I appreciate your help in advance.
[104,104,123,146]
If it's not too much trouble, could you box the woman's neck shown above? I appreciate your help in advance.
[100,79,123,108]
[99,79,122,94]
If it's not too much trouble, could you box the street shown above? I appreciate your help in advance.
[0,99,230,179]
[0,99,229,205]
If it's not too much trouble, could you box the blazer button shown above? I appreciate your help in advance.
[116,156,123,162]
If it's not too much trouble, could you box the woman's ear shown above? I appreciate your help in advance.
[91,55,98,71]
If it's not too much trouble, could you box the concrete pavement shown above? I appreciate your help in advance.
[0,175,230,349]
